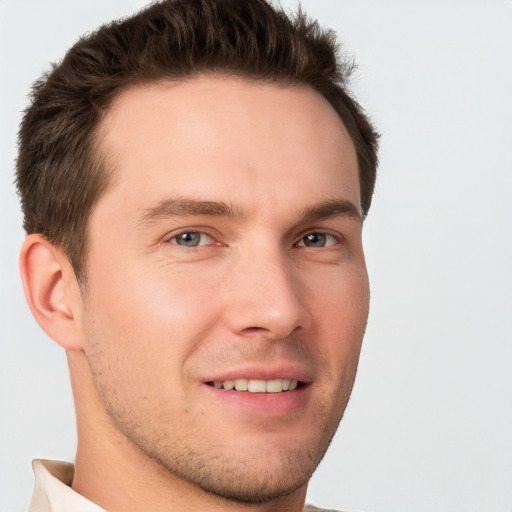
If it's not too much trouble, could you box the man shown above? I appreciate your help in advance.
[16,0,378,511]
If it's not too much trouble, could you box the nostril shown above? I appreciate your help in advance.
[244,326,269,333]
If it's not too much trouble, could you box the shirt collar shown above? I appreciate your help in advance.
[30,459,106,512]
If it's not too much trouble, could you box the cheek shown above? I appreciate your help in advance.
[80,257,228,394]
[307,263,369,363]
[81,267,219,420]
[87,257,221,333]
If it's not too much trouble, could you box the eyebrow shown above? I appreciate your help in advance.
[137,198,245,227]
[136,197,361,228]
[300,198,362,223]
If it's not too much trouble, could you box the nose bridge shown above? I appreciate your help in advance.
[226,239,307,338]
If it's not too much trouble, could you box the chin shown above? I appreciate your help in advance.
[158,447,317,504]
[135,426,334,505]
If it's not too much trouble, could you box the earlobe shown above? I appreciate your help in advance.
[19,234,84,351]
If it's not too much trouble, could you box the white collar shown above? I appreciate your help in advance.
[30,459,105,512]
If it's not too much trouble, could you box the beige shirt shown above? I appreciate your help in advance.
[30,459,341,512]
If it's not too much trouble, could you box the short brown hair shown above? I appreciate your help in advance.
[16,0,379,283]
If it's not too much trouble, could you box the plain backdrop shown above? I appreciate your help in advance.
[1,1,511,511]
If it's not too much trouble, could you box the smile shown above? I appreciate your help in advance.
[207,378,299,393]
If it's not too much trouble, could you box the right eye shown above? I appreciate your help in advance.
[168,232,214,248]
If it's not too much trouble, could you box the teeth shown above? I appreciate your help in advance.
[266,379,282,393]
[223,380,234,390]
[234,379,248,391]
[248,379,266,392]
[211,378,300,393]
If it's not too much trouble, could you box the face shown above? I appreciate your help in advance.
[79,76,369,503]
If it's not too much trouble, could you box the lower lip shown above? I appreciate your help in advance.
[203,384,310,417]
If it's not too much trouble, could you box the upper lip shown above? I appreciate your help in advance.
[203,363,313,384]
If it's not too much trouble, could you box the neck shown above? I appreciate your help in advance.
[67,351,308,512]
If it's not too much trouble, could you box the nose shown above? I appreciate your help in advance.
[224,244,310,340]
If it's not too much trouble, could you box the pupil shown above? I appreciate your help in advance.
[305,233,326,247]
[179,233,199,246]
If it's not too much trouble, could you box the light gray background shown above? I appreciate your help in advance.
[1,1,511,511]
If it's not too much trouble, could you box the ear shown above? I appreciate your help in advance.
[19,234,84,350]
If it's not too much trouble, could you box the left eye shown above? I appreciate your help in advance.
[297,232,338,248]
[169,232,213,247]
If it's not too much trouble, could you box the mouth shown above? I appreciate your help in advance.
[203,373,310,416]
[206,378,303,393]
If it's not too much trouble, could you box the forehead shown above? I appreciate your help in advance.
[94,76,359,221]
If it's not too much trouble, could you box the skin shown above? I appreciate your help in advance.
[21,76,369,512]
